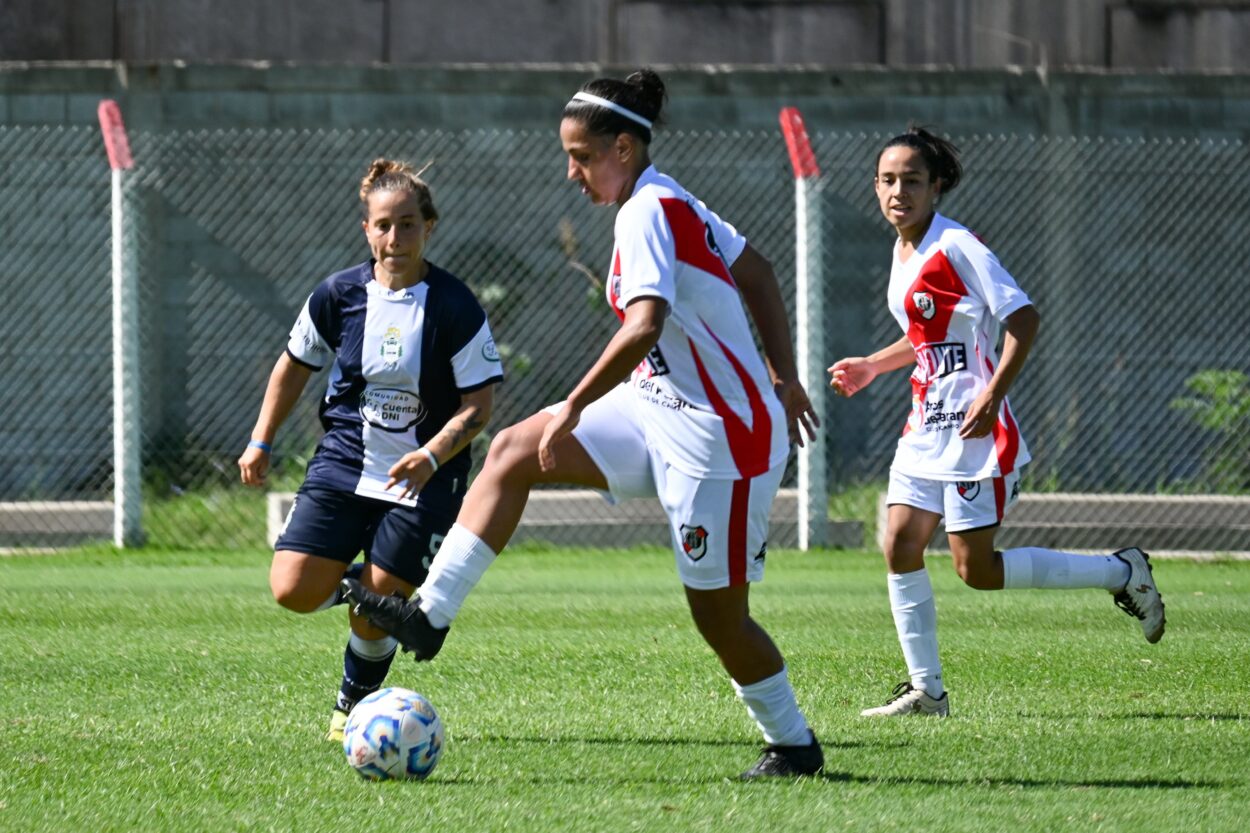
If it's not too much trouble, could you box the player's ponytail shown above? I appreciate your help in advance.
[563,68,667,144]
[358,158,439,222]
[878,126,964,196]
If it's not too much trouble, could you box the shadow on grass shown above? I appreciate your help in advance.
[460,733,905,751]
[824,772,1228,790]
[428,770,1228,789]
[1122,712,1246,722]
[1017,711,1246,722]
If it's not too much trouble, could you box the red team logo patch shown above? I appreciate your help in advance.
[912,291,936,320]
[956,481,980,501]
[680,524,709,561]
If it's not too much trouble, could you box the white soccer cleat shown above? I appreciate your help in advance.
[1112,547,1165,644]
[860,682,949,717]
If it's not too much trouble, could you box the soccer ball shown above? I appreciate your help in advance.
[342,687,443,780]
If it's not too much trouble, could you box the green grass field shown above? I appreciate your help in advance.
[2,547,1248,832]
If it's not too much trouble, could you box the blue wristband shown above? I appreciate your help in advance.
[248,440,273,453]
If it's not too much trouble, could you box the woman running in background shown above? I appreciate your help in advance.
[829,127,1164,718]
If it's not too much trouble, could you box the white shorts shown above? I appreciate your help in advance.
[886,467,1022,533]
[547,384,784,589]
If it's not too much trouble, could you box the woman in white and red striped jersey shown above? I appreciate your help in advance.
[830,126,1165,718]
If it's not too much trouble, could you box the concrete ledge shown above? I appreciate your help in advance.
[876,492,1250,554]
[0,501,112,547]
[267,488,865,550]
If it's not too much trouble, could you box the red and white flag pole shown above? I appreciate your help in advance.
[780,107,828,550]
[99,99,144,547]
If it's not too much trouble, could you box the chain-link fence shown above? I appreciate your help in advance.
[2,124,1246,552]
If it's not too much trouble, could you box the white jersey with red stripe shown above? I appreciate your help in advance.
[606,165,788,480]
[888,212,1033,480]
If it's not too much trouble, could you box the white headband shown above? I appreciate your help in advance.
[570,91,653,130]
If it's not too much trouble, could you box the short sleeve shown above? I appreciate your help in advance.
[705,204,747,267]
[450,316,504,392]
[286,288,334,370]
[946,233,1032,321]
[613,196,676,309]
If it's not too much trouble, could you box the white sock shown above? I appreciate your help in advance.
[732,667,812,747]
[888,569,944,699]
[348,632,397,660]
[417,524,497,629]
[312,587,340,612]
[1001,547,1131,591]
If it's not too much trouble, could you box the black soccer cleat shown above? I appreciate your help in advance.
[740,731,825,779]
[340,578,449,661]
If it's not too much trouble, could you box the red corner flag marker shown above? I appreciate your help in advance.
[98,99,134,171]
[779,107,819,180]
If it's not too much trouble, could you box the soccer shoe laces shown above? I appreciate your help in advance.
[1113,591,1145,620]
[884,681,916,703]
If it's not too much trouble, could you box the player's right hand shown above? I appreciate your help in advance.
[238,447,269,487]
[828,357,875,398]
[538,405,581,473]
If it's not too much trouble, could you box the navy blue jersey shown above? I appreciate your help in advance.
[285,261,503,517]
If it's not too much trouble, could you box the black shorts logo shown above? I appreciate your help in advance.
[956,481,980,501]
[680,524,708,561]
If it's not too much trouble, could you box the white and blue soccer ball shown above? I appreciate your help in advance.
[342,687,443,780]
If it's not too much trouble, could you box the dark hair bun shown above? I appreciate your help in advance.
[625,69,667,123]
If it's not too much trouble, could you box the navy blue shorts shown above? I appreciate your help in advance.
[273,483,455,587]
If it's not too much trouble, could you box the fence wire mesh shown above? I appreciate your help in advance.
[1,125,1246,552]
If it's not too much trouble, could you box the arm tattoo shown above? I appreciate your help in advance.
[440,407,485,454]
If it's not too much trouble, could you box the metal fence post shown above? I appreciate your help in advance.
[780,107,828,549]
[99,100,144,547]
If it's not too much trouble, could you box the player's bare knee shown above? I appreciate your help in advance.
[950,552,1000,590]
[484,422,541,478]
[882,531,926,572]
[270,580,319,612]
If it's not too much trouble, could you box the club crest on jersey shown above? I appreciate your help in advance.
[912,291,936,320]
[956,481,980,501]
[360,387,425,432]
[380,326,403,364]
[482,339,500,362]
[680,524,709,561]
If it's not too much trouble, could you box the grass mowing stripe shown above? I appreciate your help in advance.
[1,548,1247,832]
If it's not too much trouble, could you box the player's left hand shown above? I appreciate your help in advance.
[774,378,820,448]
[385,452,436,501]
[538,404,581,472]
[959,388,1001,440]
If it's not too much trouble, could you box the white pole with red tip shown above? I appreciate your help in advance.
[780,107,828,549]
[99,99,144,547]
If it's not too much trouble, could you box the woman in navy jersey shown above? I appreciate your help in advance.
[829,127,1165,718]
[345,70,825,779]
[238,159,503,741]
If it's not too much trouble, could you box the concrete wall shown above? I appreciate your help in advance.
[5,0,1250,70]
[4,63,1250,140]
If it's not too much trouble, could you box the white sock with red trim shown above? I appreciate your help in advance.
[1001,547,1130,591]
[732,667,812,747]
[888,569,944,698]
[417,524,497,629]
